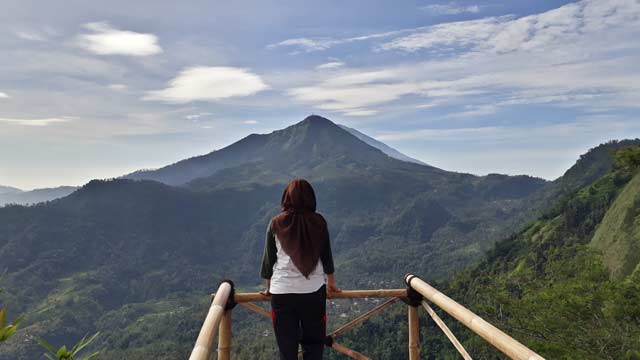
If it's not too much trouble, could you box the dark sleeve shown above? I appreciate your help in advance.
[320,235,335,275]
[260,221,277,279]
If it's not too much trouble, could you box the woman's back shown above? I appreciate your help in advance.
[259,178,340,360]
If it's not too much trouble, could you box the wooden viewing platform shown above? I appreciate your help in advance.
[188,274,546,360]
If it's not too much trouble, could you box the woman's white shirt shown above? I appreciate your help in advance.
[269,235,325,294]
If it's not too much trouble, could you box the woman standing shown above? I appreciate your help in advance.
[260,178,341,360]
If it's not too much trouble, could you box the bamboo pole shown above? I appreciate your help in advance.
[233,289,407,303]
[422,301,472,360]
[239,302,271,319]
[331,342,372,360]
[218,310,232,360]
[408,305,420,360]
[405,274,545,360]
[189,282,232,360]
[330,297,400,338]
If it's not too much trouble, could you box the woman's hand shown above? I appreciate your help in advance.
[327,274,341,294]
[260,279,271,296]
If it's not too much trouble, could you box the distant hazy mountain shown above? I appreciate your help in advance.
[0,185,22,195]
[0,186,78,206]
[338,124,428,165]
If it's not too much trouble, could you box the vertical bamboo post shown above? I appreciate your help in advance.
[218,310,232,360]
[189,281,232,360]
[408,305,420,360]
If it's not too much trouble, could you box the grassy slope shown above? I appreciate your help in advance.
[591,171,640,279]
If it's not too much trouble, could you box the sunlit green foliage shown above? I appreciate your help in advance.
[614,145,640,171]
[0,307,22,342]
[0,274,22,343]
[37,332,101,360]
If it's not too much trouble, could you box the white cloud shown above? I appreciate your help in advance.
[267,37,338,52]
[78,22,162,56]
[267,29,414,53]
[0,92,9,99]
[342,109,379,116]
[288,80,421,116]
[421,3,481,15]
[243,120,259,124]
[379,16,509,52]
[0,117,71,127]
[12,26,57,42]
[107,84,128,91]
[185,112,212,120]
[14,31,47,41]
[145,66,268,103]
[316,61,345,70]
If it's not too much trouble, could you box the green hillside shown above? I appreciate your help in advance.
[431,145,640,359]
[591,171,640,279]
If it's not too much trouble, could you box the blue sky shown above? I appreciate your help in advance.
[1,0,639,189]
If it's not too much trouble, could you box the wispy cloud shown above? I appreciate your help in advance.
[14,31,47,41]
[444,104,499,118]
[379,16,508,52]
[267,37,337,52]
[288,76,421,116]
[380,0,639,54]
[0,117,71,127]
[11,26,58,42]
[77,22,162,56]
[145,66,268,103]
[185,112,212,120]
[243,120,259,124]
[267,29,413,53]
[0,92,9,99]
[420,3,481,15]
[316,61,345,70]
[284,0,640,116]
[107,84,128,91]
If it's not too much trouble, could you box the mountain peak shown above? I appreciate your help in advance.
[125,114,428,186]
[300,114,335,126]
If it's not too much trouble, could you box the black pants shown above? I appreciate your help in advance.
[270,284,327,360]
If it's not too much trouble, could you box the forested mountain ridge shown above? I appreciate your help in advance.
[0,116,636,359]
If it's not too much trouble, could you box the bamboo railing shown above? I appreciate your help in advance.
[189,275,546,360]
[405,274,545,360]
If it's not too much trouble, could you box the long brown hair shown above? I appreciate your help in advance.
[271,179,328,278]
